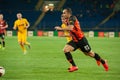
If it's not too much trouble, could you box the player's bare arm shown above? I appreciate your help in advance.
[13,26,17,30]
[61,34,71,37]
[25,23,30,29]
[0,24,8,29]
[55,25,73,31]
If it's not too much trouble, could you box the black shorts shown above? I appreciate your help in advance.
[0,33,5,39]
[67,37,91,53]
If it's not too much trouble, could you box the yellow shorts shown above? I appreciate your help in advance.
[17,31,27,43]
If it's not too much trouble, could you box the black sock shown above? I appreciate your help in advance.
[101,59,105,64]
[94,53,101,60]
[2,41,5,47]
[65,52,76,66]
[94,53,105,64]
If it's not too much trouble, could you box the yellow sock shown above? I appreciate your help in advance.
[20,44,26,51]
[25,42,30,45]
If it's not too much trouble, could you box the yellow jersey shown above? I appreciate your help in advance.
[61,23,72,42]
[14,18,29,33]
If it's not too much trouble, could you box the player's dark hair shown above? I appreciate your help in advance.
[0,13,3,15]
[64,8,72,15]
[17,12,22,15]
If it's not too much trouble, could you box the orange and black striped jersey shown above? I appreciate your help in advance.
[0,20,7,34]
[69,16,84,42]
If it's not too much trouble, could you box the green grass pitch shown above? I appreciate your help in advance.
[0,36,120,80]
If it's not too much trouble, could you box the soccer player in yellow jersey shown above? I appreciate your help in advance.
[13,13,30,54]
[60,15,72,42]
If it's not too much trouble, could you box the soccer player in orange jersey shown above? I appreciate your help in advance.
[0,14,8,49]
[13,13,30,54]
[55,8,108,72]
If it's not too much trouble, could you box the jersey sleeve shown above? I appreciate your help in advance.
[69,16,76,25]
[61,24,65,28]
[13,21,17,28]
[24,18,29,26]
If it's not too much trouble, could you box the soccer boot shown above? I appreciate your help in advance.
[68,66,78,72]
[68,64,72,70]
[102,60,109,71]
[96,60,101,66]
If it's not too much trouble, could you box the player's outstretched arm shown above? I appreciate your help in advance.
[13,21,17,30]
[55,26,62,30]
[55,25,73,31]
[5,24,8,28]
[0,25,8,29]
[24,19,30,29]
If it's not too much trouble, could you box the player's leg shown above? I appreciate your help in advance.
[86,51,108,71]
[24,37,31,49]
[1,33,5,49]
[25,41,30,49]
[63,40,78,72]
[0,41,1,48]
[63,44,76,66]
[23,31,30,49]
[79,37,108,71]
[18,33,26,53]
[21,33,27,54]
[19,41,24,51]
[0,34,2,48]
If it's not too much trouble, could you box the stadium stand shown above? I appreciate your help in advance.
[0,0,120,31]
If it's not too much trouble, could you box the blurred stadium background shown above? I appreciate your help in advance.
[0,0,120,37]
[0,0,120,80]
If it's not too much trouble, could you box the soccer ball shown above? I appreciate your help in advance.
[0,66,5,77]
